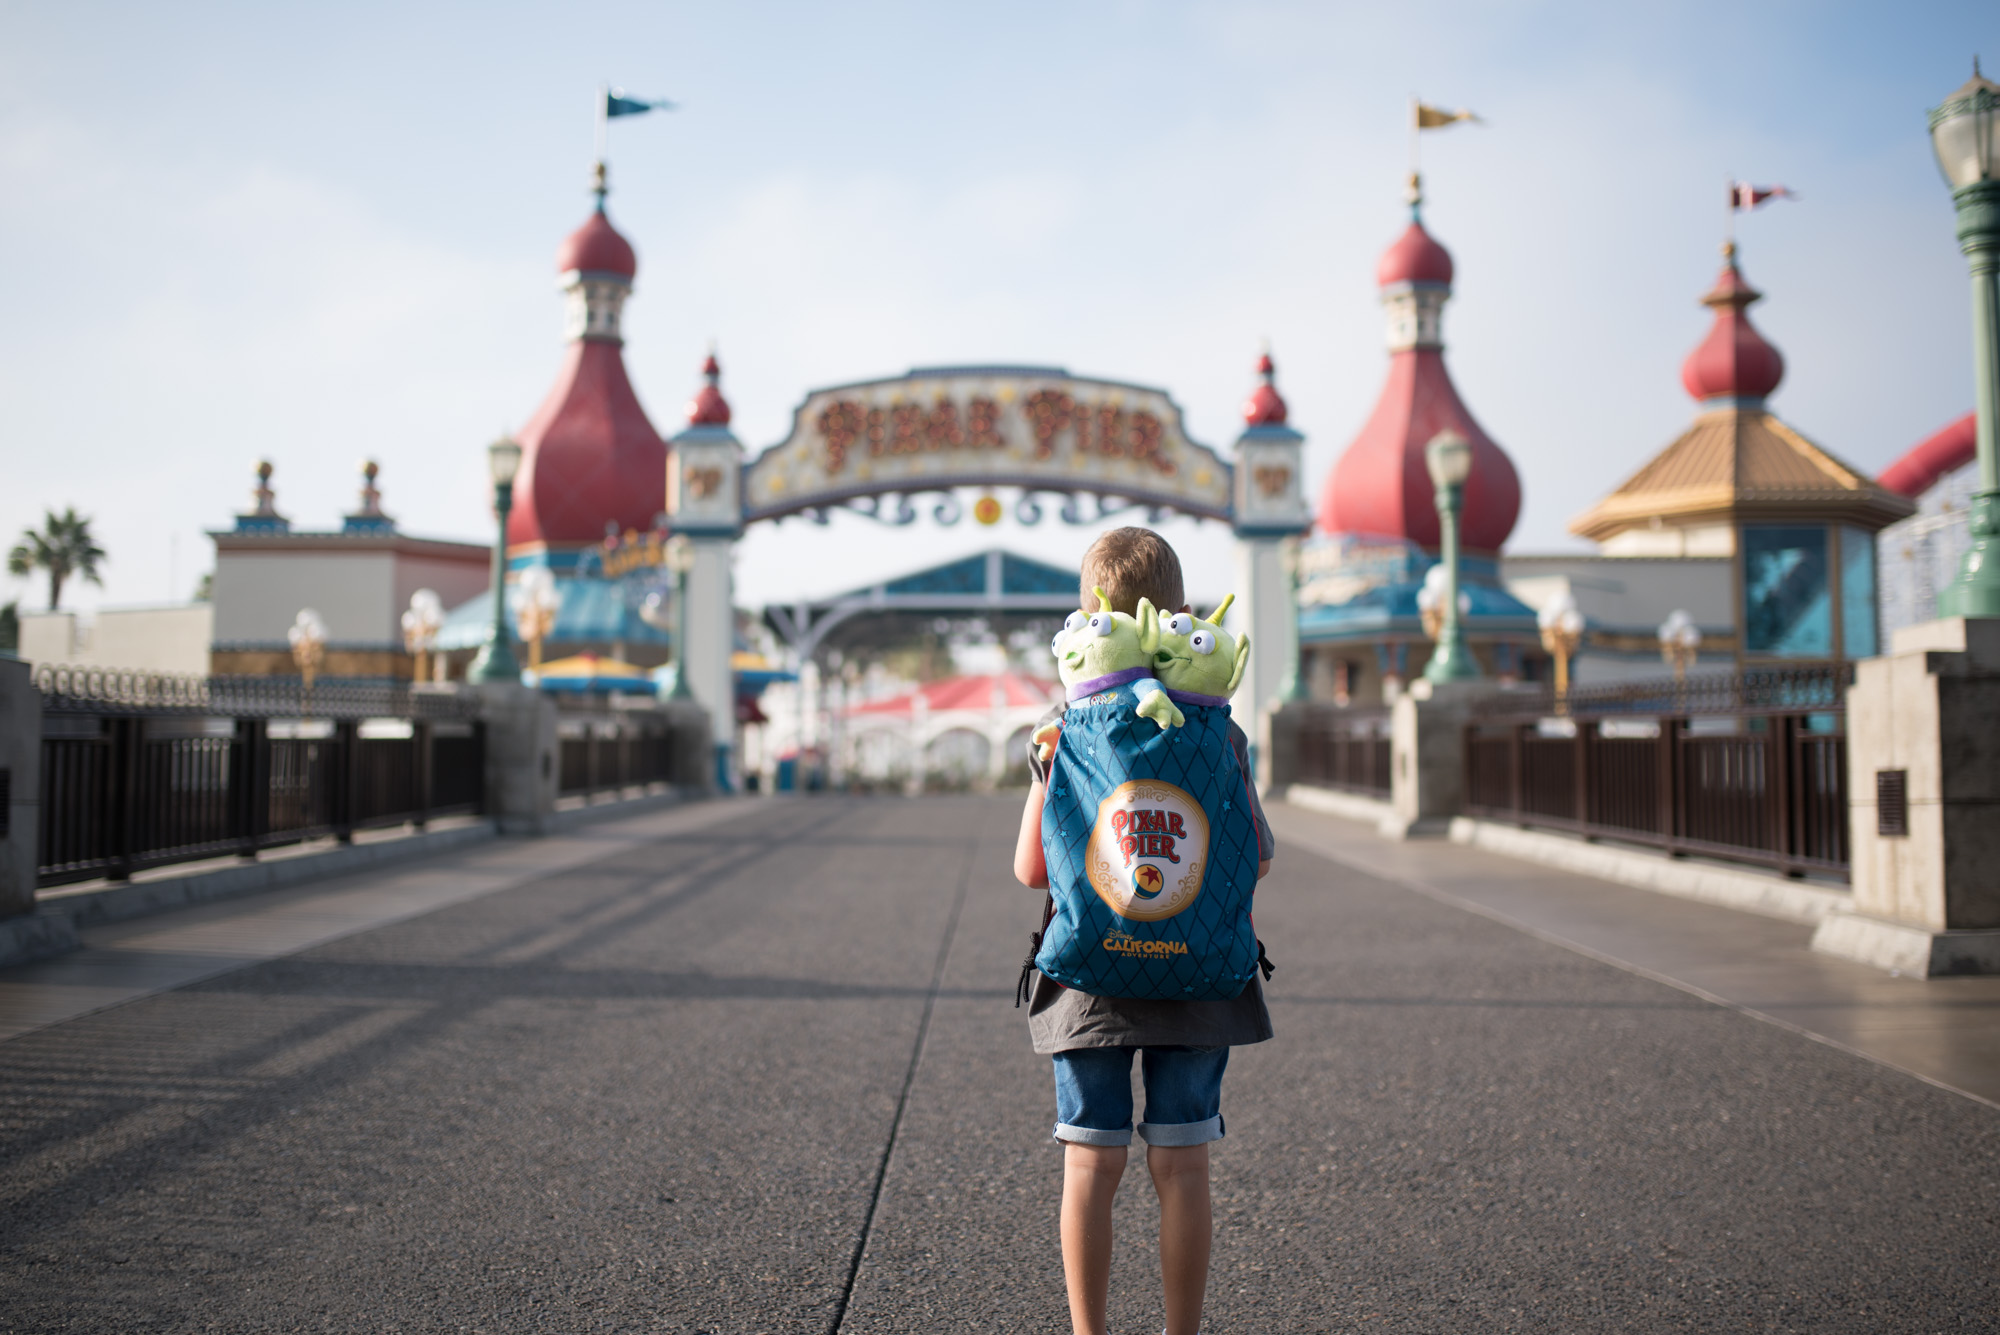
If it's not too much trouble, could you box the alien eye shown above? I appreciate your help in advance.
[1087,613,1114,637]
[1064,611,1087,633]
[1051,630,1067,657]
[1190,629,1216,655]
[1167,613,1194,637]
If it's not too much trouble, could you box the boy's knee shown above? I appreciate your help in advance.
[1146,1142,1209,1186]
[1063,1141,1128,1177]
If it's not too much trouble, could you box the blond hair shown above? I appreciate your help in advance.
[1079,527,1185,616]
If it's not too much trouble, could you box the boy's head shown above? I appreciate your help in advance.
[1079,527,1185,617]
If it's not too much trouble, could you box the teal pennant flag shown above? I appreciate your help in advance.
[606,90,676,118]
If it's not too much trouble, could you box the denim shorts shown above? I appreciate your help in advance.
[1051,1045,1229,1148]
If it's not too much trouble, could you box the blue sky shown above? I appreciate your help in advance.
[1,0,1992,613]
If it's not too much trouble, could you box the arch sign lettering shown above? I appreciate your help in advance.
[739,366,1238,526]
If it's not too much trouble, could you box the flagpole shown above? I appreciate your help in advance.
[595,82,609,170]
[1725,174,1734,245]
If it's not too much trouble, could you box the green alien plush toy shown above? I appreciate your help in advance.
[1149,593,1251,706]
[1035,587,1185,760]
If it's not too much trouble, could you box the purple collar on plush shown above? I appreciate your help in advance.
[1066,667,1152,701]
[1165,689,1233,709]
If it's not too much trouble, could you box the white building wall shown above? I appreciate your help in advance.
[393,553,491,627]
[1502,554,1735,684]
[213,550,398,645]
[19,605,214,674]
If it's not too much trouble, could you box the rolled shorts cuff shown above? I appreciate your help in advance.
[1053,1121,1133,1147]
[1137,1113,1223,1146]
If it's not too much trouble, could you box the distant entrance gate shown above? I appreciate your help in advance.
[664,365,1311,784]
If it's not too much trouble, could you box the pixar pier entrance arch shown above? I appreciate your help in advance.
[665,364,1311,780]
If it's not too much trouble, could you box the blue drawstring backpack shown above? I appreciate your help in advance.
[1030,671,1263,1002]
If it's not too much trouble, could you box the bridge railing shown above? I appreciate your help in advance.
[34,665,485,888]
[556,701,708,799]
[1460,666,1851,881]
[1291,704,1393,799]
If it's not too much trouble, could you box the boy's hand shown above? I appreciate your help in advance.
[1031,721,1062,766]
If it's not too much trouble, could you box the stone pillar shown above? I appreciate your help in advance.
[0,658,42,918]
[1231,401,1310,791]
[684,539,735,790]
[1232,536,1290,787]
[659,697,714,791]
[1811,617,2000,975]
[667,415,745,793]
[1383,677,1502,840]
[477,681,559,835]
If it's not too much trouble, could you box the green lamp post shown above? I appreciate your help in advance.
[1932,61,2000,619]
[469,436,524,683]
[1422,429,1482,683]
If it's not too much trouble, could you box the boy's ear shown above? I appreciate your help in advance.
[1207,593,1236,626]
[1093,584,1112,614]
[1136,597,1159,655]
[1226,632,1251,695]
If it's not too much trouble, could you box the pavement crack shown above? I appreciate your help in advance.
[825,835,973,1335]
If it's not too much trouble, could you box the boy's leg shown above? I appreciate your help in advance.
[1062,1141,1126,1335]
[1136,1046,1229,1335]
[1147,1143,1211,1335]
[1052,1047,1137,1335]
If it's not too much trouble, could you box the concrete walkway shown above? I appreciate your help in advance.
[1,794,1994,1333]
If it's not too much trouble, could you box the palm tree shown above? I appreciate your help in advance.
[8,508,107,611]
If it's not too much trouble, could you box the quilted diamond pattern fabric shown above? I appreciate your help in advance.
[1037,683,1259,1001]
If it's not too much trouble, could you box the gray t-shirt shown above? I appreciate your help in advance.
[1023,701,1276,1054]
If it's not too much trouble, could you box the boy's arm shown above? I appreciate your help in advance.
[1013,780,1049,888]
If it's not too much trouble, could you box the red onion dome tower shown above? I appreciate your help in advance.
[507,169,668,550]
[1317,188,1522,553]
[1242,349,1288,426]
[686,350,732,426]
[1570,243,1911,547]
[1678,243,1785,407]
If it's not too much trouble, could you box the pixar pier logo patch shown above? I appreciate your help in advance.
[1085,780,1210,922]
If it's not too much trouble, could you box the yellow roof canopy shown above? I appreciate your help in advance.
[1570,407,1913,543]
[536,653,649,680]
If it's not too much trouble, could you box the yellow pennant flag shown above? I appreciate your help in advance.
[1415,101,1483,129]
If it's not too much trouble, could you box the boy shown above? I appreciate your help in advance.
[1012,527,1274,1335]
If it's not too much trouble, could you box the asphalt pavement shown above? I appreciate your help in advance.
[1,793,1995,1333]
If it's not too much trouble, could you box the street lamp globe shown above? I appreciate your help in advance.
[638,585,673,631]
[1930,62,2000,188]
[487,436,524,487]
[1657,608,1702,653]
[664,533,697,576]
[288,607,328,696]
[1425,429,1473,489]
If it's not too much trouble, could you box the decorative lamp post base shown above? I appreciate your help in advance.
[470,640,523,684]
[1938,495,2000,618]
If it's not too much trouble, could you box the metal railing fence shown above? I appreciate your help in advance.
[556,705,707,798]
[1462,667,1850,880]
[35,668,485,888]
[35,664,482,721]
[1292,705,1393,798]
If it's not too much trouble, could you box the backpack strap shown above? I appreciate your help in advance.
[1256,938,1276,982]
[1015,891,1056,1008]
